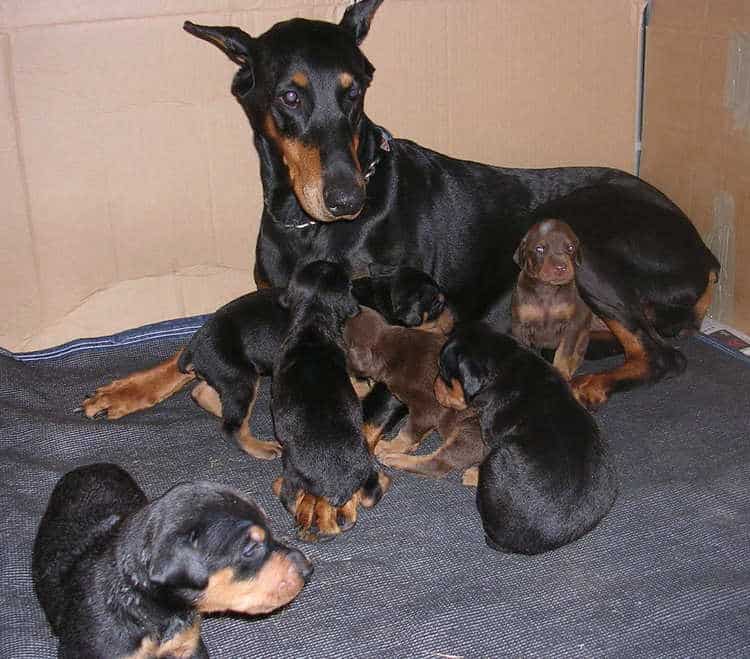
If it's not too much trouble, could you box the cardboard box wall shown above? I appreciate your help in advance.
[640,0,750,332]
[0,0,647,352]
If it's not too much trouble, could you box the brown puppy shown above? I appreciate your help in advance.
[344,306,485,481]
[511,219,592,380]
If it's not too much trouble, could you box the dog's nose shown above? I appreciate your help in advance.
[555,262,568,274]
[324,183,365,217]
[287,548,314,581]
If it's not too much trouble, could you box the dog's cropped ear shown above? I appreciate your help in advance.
[339,0,385,45]
[149,538,209,591]
[513,236,527,268]
[184,22,257,97]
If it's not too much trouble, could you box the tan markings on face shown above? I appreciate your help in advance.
[291,71,308,87]
[124,620,201,659]
[249,525,266,544]
[263,114,331,221]
[339,72,354,88]
[350,131,362,173]
[198,554,305,616]
[434,377,468,411]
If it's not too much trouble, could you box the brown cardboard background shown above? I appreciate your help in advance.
[0,0,645,351]
[640,0,750,332]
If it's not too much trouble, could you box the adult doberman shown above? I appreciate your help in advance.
[82,0,717,524]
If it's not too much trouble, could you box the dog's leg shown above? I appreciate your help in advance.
[553,311,591,380]
[234,379,281,460]
[380,417,484,478]
[362,382,408,452]
[374,415,433,456]
[81,351,195,419]
[192,380,280,460]
[461,466,479,487]
[571,318,684,409]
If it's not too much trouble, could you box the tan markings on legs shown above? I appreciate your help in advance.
[434,377,468,411]
[462,466,479,487]
[416,307,455,335]
[553,324,590,381]
[350,375,373,399]
[336,495,359,531]
[82,350,195,419]
[198,554,305,616]
[125,619,201,659]
[191,381,222,417]
[235,385,281,460]
[359,472,391,508]
[363,422,385,452]
[313,498,340,537]
[374,418,431,456]
[571,319,649,409]
[272,477,284,498]
[693,271,718,323]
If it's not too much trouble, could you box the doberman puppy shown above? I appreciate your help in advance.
[344,305,485,481]
[511,219,592,381]
[271,261,389,541]
[32,463,312,658]
[82,0,718,423]
[436,324,618,555]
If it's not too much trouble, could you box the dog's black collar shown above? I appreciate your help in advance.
[286,125,392,230]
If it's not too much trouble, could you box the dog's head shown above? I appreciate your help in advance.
[343,305,389,378]
[435,323,519,411]
[184,0,385,222]
[513,219,581,285]
[279,260,360,322]
[144,483,312,616]
[389,266,453,333]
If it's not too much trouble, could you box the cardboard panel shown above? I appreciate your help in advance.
[641,0,750,330]
[0,0,644,350]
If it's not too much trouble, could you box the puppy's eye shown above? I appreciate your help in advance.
[242,541,265,561]
[280,90,300,108]
[566,243,575,254]
[535,245,545,255]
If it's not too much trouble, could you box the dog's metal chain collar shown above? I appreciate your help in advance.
[288,126,392,230]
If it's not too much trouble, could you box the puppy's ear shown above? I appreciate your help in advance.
[339,0,385,45]
[150,539,209,591]
[513,237,527,268]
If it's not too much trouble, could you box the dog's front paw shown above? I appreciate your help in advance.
[237,434,282,460]
[571,373,610,410]
[80,379,156,420]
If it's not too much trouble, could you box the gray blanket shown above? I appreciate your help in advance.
[1,323,748,658]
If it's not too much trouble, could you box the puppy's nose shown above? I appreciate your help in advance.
[287,548,314,581]
[555,262,568,274]
[324,183,365,217]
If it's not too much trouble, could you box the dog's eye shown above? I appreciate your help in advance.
[566,243,575,254]
[347,85,361,101]
[280,90,300,108]
[535,245,545,255]
[242,541,264,561]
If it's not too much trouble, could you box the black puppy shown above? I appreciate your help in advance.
[272,261,389,541]
[175,265,447,458]
[32,463,312,658]
[436,324,618,555]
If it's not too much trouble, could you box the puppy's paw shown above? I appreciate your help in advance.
[237,435,282,460]
[571,373,609,410]
[378,451,413,470]
[294,494,341,543]
[461,466,479,487]
[81,379,156,420]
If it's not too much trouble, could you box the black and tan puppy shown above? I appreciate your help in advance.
[436,324,617,555]
[344,306,484,480]
[512,219,592,380]
[32,463,312,658]
[272,261,389,541]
